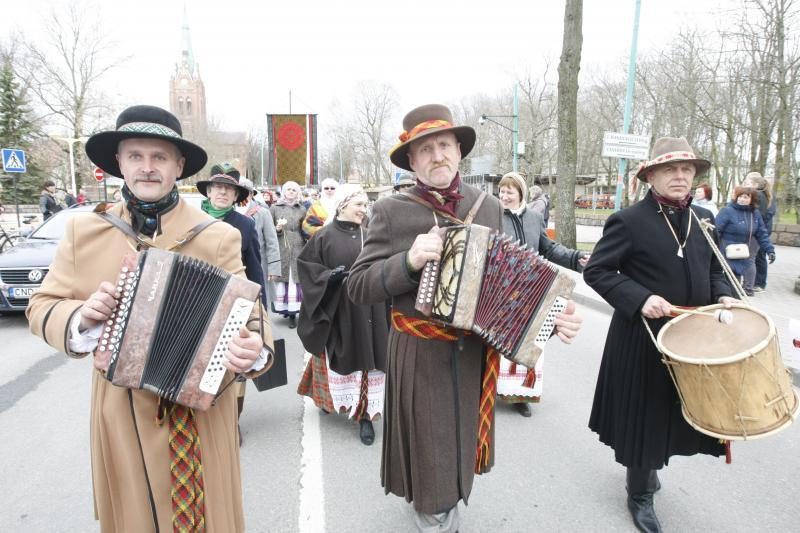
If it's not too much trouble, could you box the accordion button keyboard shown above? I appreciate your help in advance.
[200,297,257,394]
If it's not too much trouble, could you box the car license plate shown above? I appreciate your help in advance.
[9,287,37,298]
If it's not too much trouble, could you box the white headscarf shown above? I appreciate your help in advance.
[319,178,340,216]
[326,183,366,225]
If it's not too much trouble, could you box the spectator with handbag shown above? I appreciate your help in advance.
[715,186,775,296]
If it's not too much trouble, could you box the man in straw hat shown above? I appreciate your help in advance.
[27,105,274,532]
[348,104,583,532]
[583,137,737,532]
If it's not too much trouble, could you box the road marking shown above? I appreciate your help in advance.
[299,353,325,533]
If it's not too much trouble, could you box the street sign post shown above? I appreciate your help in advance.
[601,132,650,160]
[94,167,104,182]
[1,148,26,173]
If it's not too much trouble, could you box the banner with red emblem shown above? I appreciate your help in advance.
[267,114,318,186]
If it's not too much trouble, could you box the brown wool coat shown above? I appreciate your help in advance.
[348,184,503,514]
[27,200,273,532]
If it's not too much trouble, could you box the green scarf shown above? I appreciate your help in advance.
[201,199,234,219]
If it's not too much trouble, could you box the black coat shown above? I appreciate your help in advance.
[296,218,388,375]
[582,191,733,469]
[223,210,267,306]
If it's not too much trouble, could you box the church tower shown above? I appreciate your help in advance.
[169,6,206,141]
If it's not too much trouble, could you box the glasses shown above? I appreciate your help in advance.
[323,187,337,191]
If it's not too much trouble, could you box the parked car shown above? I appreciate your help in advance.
[0,204,96,312]
[575,193,614,209]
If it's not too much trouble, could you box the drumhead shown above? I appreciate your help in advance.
[658,304,774,365]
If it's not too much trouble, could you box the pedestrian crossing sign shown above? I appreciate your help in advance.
[2,148,26,173]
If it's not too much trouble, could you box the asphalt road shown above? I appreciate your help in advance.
[1,306,798,532]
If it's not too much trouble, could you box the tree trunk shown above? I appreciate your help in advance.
[556,0,583,248]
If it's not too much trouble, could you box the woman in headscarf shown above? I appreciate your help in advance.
[497,172,589,417]
[269,181,307,328]
[296,184,388,445]
[301,177,339,238]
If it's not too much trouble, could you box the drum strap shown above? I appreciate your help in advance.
[401,190,488,226]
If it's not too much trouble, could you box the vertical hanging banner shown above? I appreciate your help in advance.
[308,114,319,186]
[267,114,318,187]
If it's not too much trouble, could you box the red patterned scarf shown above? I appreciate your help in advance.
[413,173,465,218]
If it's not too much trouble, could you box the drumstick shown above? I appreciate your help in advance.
[669,306,734,324]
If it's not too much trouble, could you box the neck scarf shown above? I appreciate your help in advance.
[414,173,464,218]
[651,189,692,210]
[201,198,234,219]
[122,184,180,237]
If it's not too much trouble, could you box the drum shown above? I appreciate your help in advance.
[657,303,798,440]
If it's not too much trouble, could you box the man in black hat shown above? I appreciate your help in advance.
[27,105,273,532]
[348,104,582,532]
[583,137,737,533]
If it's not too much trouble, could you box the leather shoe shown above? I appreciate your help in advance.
[626,468,662,533]
[514,402,532,417]
[288,315,296,329]
[359,419,375,445]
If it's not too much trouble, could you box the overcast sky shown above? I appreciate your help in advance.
[4,0,739,138]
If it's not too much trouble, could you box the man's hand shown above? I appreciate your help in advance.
[80,281,118,331]
[554,299,582,343]
[641,295,672,319]
[578,253,591,267]
[407,226,443,272]
[718,296,737,308]
[768,252,776,264]
[224,326,263,374]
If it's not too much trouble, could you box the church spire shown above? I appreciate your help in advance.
[179,2,196,77]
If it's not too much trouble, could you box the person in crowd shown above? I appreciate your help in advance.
[347,104,582,533]
[26,105,273,531]
[497,171,589,417]
[583,136,737,533]
[528,184,550,227]
[63,188,77,207]
[238,177,282,305]
[743,172,777,292]
[715,186,776,297]
[76,189,87,205]
[693,182,718,216]
[393,173,416,193]
[296,184,388,445]
[270,180,307,328]
[39,180,63,220]
[197,166,266,304]
[302,177,339,238]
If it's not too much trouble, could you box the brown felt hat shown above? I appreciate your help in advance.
[635,137,711,181]
[196,174,249,203]
[389,104,475,171]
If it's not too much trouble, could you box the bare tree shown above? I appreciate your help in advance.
[556,0,583,248]
[353,82,397,185]
[21,0,124,190]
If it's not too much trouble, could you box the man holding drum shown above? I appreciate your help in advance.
[348,103,583,532]
[583,137,737,533]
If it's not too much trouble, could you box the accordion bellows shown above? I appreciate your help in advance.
[415,224,575,368]
[98,249,262,410]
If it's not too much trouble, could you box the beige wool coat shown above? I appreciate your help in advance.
[27,200,273,532]
[348,183,504,514]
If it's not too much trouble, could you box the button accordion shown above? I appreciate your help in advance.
[96,248,262,410]
[414,224,575,368]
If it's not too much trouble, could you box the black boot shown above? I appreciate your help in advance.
[359,418,375,445]
[288,315,296,329]
[626,467,662,533]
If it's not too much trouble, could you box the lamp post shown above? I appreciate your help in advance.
[52,135,89,196]
[478,85,520,171]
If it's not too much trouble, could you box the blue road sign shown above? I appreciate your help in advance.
[2,148,26,173]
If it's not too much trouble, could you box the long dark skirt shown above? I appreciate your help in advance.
[589,312,726,469]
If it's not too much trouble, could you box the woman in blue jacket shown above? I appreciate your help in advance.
[715,186,775,296]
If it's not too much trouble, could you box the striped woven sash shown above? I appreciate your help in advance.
[391,310,499,474]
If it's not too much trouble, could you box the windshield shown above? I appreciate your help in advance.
[28,209,88,240]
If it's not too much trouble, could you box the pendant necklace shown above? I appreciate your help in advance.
[659,207,692,258]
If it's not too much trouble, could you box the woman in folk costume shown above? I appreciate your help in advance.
[302,177,339,238]
[296,184,388,445]
[269,180,307,328]
[496,172,589,416]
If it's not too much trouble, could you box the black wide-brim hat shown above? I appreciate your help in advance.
[85,105,208,180]
[196,174,250,204]
[389,104,476,171]
[635,136,711,181]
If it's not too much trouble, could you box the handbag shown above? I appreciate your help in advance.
[725,243,749,259]
[253,339,288,391]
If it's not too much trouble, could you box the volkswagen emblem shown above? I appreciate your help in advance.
[28,269,44,283]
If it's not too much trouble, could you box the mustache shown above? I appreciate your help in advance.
[135,175,163,183]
